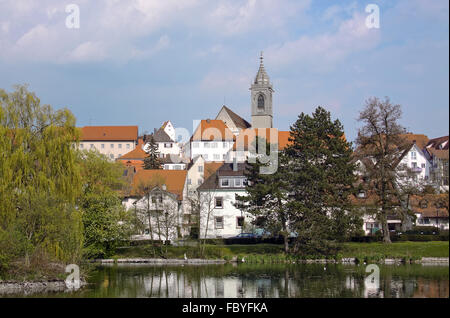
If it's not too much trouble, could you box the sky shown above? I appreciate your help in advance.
[0,0,448,143]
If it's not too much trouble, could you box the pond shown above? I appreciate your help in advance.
[9,263,450,298]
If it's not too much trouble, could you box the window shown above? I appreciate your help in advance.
[193,142,199,148]
[411,151,417,160]
[204,143,210,148]
[424,218,430,224]
[90,144,94,149]
[237,217,245,228]
[215,197,223,208]
[223,154,227,160]
[258,94,265,109]
[234,178,241,187]
[211,142,218,148]
[215,217,224,229]
[118,154,121,157]
[204,154,209,160]
[221,179,229,187]
[357,190,366,198]
[164,143,173,148]
[421,163,425,168]
[223,142,228,148]
[80,143,84,149]
[118,144,122,149]
[420,200,428,209]
[187,179,192,185]
[174,165,181,170]
[213,154,220,160]
[101,144,105,149]
[198,166,204,172]
[127,144,130,149]
[110,154,114,159]
[111,144,114,148]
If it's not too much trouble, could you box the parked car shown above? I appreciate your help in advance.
[230,233,260,239]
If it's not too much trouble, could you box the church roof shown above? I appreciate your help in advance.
[217,106,251,130]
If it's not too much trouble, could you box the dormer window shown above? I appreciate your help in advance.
[420,200,428,209]
[220,179,230,187]
[257,94,265,109]
[357,190,367,198]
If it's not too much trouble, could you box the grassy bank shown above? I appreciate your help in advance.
[112,241,449,262]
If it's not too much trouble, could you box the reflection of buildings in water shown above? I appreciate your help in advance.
[413,278,449,298]
[345,276,356,290]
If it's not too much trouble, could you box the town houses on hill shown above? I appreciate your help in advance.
[78,54,449,241]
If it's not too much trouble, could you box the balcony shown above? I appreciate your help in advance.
[411,166,422,173]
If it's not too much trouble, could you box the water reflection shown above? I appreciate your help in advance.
[69,263,448,298]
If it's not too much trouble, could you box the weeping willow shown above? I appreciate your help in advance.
[0,85,83,267]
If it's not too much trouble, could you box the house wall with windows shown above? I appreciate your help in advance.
[199,188,251,238]
[191,140,234,162]
[397,144,431,182]
[197,164,251,238]
[78,126,138,160]
[79,141,135,160]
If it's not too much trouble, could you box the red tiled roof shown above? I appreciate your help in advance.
[233,128,292,151]
[191,120,235,141]
[79,126,138,141]
[410,194,449,218]
[130,170,187,200]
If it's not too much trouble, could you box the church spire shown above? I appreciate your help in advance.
[254,51,270,85]
[250,52,274,129]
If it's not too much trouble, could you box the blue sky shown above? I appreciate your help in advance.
[0,0,448,143]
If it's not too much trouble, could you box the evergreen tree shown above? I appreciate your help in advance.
[143,135,161,170]
[237,137,292,253]
[284,107,359,255]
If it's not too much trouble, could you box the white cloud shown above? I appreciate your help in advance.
[266,12,381,72]
[66,41,106,62]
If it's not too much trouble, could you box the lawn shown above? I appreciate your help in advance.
[112,241,449,260]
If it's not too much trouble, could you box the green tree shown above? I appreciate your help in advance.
[284,107,359,255]
[77,150,133,259]
[0,85,83,269]
[143,135,161,169]
[237,137,292,253]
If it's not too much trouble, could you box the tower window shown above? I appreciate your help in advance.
[257,94,265,109]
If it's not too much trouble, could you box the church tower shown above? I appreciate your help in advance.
[251,52,273,129]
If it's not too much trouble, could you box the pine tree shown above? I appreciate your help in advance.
[143,135,161,170]
[237,136,292,253]
[284,107,359,255]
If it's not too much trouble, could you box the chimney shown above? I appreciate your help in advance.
[206,119,211,123]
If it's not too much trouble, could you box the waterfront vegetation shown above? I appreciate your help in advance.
[112,241,449,263]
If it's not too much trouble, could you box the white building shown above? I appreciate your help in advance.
[197,163,251,238]
[189,119,235,162]
[143,121,182,159]
[122,169,190,239]
[78,126,138,160]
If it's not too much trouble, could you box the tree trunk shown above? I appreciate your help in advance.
[380,210,391,244]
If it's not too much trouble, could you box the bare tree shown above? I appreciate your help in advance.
[356,97,409,243]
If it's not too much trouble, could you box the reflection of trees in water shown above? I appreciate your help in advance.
[85,264,448,298]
